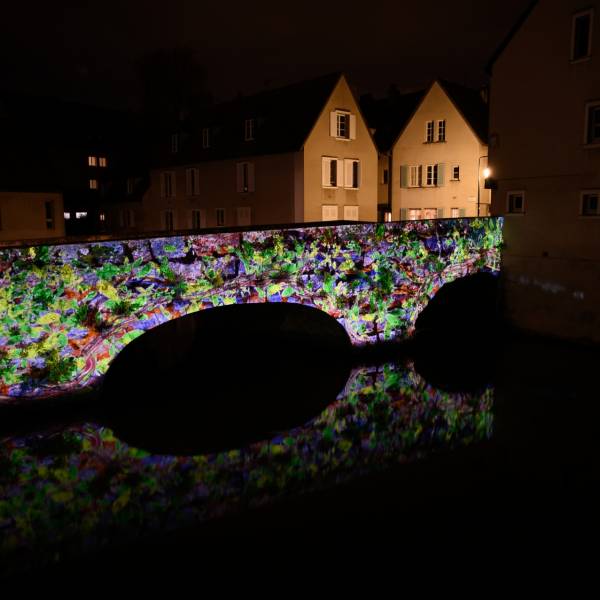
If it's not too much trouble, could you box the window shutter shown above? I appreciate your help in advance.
[236,163,244,192]
[344,159,354,188]
[437,163,445,186]
[330,112,337,137]
[437,207,444,219]
[344,205,359,221]
[160,174,165,198]
[459,208,466,218]
[400,208,408,221]
[336,159,344,187]
[349,114,357,140]
[418,165,423,187]
[322,157,331,187]
[400,165,408,188]
[248,163,255,192]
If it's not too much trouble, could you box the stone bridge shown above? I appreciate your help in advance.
[0,218,503,400]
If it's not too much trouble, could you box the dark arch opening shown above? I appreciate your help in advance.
[99,303,352,455]
[412,272,501,392]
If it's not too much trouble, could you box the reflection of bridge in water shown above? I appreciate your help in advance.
[0,218,503,399]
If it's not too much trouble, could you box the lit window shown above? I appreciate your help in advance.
[63,212,71,220]
[585,101,600,145]
[451,207,460,218]
[244,119,255,141]
[75,212,88,219]
[191,209,205,229]
[451,165,460,181]
[216,208,226,227]
[582,191,600,216]
[572,9,593,61]
[99,212,106,222]
[437,120,446,142]
[89,179,98,190]
[99,157,107,167]
[408,209,422,221]
[507,191,525,214]
[423,208,438,219]
[426,121,434,142]
[45,201,54,229]
[337,113,349,139]
[88,156,97,167]
[202,128,210,148]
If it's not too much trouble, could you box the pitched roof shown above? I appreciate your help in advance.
[153,72,343,167]
[438,80,488,144]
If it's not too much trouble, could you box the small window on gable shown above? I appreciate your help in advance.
[89,179,98,190]
[330,111,356,140]
[437,120,446,142]
[581,191,600,216]
[507,191,525,214]
[244,119,255,141]
[585,101,600,145]
[572,9,593,61]
[426,121,434,142]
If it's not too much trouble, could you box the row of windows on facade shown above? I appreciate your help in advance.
[169,110,358,153]
[87,156,107,167]
[400,207,465,221]
[400,163,460,188]
[506,190,600,216]
[425,120,446,143]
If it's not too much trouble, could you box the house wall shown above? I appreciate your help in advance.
[392,81,490,220]
[303,77,378,223]
[489,0,600,342]
[142,153,297,232]
[0,192,64,243]
[378,154,391,209]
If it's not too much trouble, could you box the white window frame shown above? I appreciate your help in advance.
[581,190,600,217]
[236,162,255,193]
[216,208,226,227]
[63,211,71,220]
[437,120,446,142]
[408,165,420,188]
[422,208,438,220]
[507,191,525,215]
[425,121,434,143]
[571,8,594,62]
[344,159,360,189]
[244,119,255,141]
[451,207,460,218]
[202,128,210,148]
[584,100,600,147]
[451,164,460,181]
[424,165,438,187]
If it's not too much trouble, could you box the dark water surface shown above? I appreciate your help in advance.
[2,317,600,578]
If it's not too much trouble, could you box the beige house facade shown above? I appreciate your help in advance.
[391,81,490,221]
[137,73,378,233]
[489,0,600,342]
[0,191,64,243]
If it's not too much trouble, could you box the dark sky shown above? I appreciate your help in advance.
[1,0,532,108]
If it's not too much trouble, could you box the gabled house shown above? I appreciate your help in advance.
[364,80,490,221]
[138,73,378,231]
[488,0,600,342]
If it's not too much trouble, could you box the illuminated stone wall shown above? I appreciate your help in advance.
[0,218,503,399]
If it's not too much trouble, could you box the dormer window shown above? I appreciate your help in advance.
[330,111,356,140]
[244,119,255,141]
[572,9,593,62]
[171,133,179,153]
[202,127,210,148]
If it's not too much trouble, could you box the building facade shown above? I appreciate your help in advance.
[489,0,600,342]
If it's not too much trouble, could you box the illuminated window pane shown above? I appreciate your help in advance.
[99,157,107,167]
[89,179,98,190]
[88,156,97,167]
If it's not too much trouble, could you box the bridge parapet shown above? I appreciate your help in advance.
[0,218,503,399]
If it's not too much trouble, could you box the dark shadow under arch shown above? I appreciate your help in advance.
[99,302,352,455]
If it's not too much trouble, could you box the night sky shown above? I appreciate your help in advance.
[1,0,532,108]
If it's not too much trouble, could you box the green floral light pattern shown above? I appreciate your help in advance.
[0,361,493,573]
[0,218,503,399]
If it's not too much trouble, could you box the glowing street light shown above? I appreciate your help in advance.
[477,156,490,217]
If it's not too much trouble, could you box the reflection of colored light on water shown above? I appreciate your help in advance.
[0,360,493,574]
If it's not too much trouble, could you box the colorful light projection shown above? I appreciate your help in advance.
[0,361,494,573]
[0,219,503,399]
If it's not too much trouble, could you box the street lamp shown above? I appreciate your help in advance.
[477,156,491,217]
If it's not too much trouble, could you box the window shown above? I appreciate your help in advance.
[384,212,392,222]
[321,205,339,221]
[99,157,107,168]
[330,111,356,140]
[409,165,420,187]
[425,165,438,186]
[88,156,97,167]
[451,165,460,181]
[63,211,70,220]
[99,212,106,222]
[437,120,446,142]
[75,212,87,219]
[507,191,525,214]
[343,205,359,221]
[582,191,600,216]
[171,134,179,153]
[322,157,342,188]
[423,208,438,219]
[585,101,600,145]
[236,206,251,226]
[191,209,206,229]
[572,9,593,61]
[426,121,434,142]
[244,119,255,141]
[186,168,200,196]
[451,207,460,218]
[344,159,360,189]
[161,172,175,198]
[383,169,389,185]
[164,210,174,231]
[89,179,98,190]
[216,208,226,227]
[236,162,255,193]
[202,128,210,148]
[408,208,422,221]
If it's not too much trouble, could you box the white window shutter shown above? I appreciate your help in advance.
[330,112,337,137]
[400,208,408,221]
[437,163,445,186]
[437,207,444,219]
[322,157,331,187]
[349,114,357,140]
[344,159,354,188]
[236,163,244,192]
[248,163,255,192]
[336,159,344,187]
